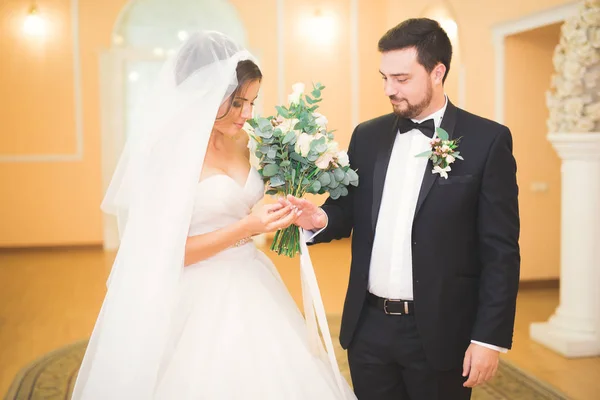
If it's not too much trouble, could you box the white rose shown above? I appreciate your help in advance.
[279,118,299,133]
[557,77,585,97]
[576,43,600,65]
[295,133,313,157]
[292,82,305,94]
[553,50,565,71]
[244,123,258,151]
[546,91,558,109]
[313,112,328,129]
[563,60,585,80]
[575,117,596,132]
[550,74,561,89]
[288,92,301,105]
[585,101,600,119]
[315,153,334,170]
[591,28,600,49]
[547,118,558,133]
[584,67,600,88]
[565,98,585,115]
[561,21,577,41]
[243,121,254,134]
[288,83,305,105]
[336,150,349,167]
[570,28,588,46]
[582,9,600,25]
[445,154,456,164]
[327,141,339,153]
[580,93,594,104]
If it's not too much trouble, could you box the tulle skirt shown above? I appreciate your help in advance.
[154,243,355,399]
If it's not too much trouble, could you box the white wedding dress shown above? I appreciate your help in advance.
[153,167,355,399]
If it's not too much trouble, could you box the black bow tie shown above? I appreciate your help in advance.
[397,118,435,138]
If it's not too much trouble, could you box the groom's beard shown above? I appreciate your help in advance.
[390,81,433,120]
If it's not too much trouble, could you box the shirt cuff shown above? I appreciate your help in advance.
[303,208,328,243]
[471,340,508,353]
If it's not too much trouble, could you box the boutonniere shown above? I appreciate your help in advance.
[415,127,463,179]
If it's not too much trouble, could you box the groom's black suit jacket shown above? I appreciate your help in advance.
[313,100,520,371]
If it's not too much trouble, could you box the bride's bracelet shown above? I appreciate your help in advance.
[232,236,252,248]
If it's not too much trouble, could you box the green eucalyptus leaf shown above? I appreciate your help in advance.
[259,145,270,155]
[261,129,273,139]
[318,173,331,186]
[275,106,290,118]
[315,143,328,153]
[270,175,285,187]
[247,119,258,129]
[257,118,272,131]
[282,130,296,144]
[436,127,449,141]
[333,168,345,182]
[329,186,342,200]
[342,173,350,186]
[346,169,359,182]
[263,164,279,177]
[415,150,432,158]
[290,153,308,164]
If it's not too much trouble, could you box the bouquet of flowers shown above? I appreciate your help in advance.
[245,82,359,257]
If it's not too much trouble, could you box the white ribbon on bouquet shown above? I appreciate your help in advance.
[299,232,348,399]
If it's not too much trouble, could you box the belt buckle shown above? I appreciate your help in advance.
[383,299,405,315]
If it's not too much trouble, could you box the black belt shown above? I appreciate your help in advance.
[367,292,414,315]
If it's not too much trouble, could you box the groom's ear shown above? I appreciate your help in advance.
[432,63,446,85]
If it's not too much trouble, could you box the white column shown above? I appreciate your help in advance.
[530,133,600,358]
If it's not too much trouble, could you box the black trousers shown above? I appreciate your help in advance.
[347,302,472,400]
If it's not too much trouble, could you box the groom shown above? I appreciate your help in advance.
[289,18,520,400]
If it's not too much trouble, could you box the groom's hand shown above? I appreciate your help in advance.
[462,343,499,388]
[281,195,327,230]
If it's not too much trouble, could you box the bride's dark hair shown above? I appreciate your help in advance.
[217,60,262,120]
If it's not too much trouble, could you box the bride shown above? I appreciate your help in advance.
[72,31,356,399]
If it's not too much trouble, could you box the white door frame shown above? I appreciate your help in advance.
[492,1,579,124]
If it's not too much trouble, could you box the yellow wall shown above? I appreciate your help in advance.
[1,0,102,246]
[0,0,573,282]
[505,23,562,280]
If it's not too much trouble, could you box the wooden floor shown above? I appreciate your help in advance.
[1,240,599,399]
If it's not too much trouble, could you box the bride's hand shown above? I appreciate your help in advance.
[244,202,301,235]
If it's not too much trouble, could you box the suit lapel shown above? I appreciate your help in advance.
[371,116,400,233]
[413,100,458,218]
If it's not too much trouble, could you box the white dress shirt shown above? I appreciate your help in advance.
[307,97,506,353]
[368,101,446,301]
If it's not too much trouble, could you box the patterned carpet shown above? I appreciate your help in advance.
[5,317,568,400]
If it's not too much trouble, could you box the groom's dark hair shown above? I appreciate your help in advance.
[378,18,453,83]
